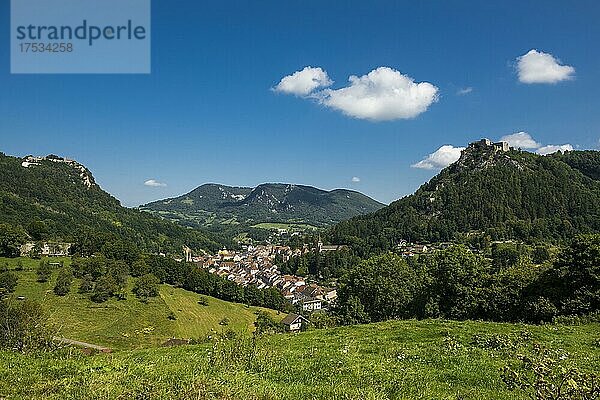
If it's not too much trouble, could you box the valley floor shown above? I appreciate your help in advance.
[1,319,599,399]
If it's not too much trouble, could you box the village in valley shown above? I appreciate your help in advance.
[184,241,338,316]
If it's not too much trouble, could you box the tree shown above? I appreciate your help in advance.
[541,235,600,316]
[131,259,148,277]
[425,245,491,320]
[132,273,160,300]
[491,242,522,269]
[0,271,18,294]
[71,229,109,257]
[243,285,263,306]
[106,260,129,292]
[254,311,284,335]
[100,240,140,266]
[335,295,370,325]
[337,253,421,323]
[73,255,107,280]
[26,220,48,241]
[532,245,551,264]
[36,260,53,283]
[78,274,95,294]
[482,260,540,321]
[0,224,26,258]
[53,268,73,296]
[91,275,118,303]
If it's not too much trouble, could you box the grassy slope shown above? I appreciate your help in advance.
[0,319,598,399]
[3,257,284,350]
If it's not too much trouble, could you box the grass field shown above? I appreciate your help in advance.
[2,257,284,350]
[0,319,598,399]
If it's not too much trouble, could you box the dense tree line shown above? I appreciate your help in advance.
[335,235,600,324]
[68,244,291,312]
[279,248,361,280]
[329,150,600,257]
[141,255,292,312]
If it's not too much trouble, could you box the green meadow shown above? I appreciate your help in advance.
[0,319,598,399]
[1,257,599,399]
[2,257,283,350]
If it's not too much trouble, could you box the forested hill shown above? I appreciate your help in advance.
[329,145,600,255]
[552,150,600,181]
[0,152,223,255]
[141,183,384,228]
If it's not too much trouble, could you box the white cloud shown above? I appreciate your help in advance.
[536,144,573,155]
[516,49,575,84]
[318,67,439,121]
[274,66,438,122]
[498,131,572,155]
[412,145,465,170]
[457,87,473,95]
[144,179,167,187]
[500,132,540,149]
[351,176,361,183]
[273,66,333,96]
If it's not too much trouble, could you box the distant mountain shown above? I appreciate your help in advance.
[0,153,223,254]
[141,183,385,229]
[329,140,600,255]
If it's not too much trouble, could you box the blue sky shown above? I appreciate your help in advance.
[1,1,599,206]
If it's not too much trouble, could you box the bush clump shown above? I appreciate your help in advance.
[0,299,55,353]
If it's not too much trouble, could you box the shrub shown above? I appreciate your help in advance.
[552,311,600,326]
[502,344,600,399]
[36,260,53,283]
[198,296,209,306]
[308,311,338,329]
[254,311,284,335]
[0,299,55,353]
[523,297,558,323]
[0,271,18,294]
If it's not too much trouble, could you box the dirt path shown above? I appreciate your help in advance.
[53,337,112,353]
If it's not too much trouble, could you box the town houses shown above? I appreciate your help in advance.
[191,244,337,310]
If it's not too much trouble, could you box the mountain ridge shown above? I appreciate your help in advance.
[141,182,385,229]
